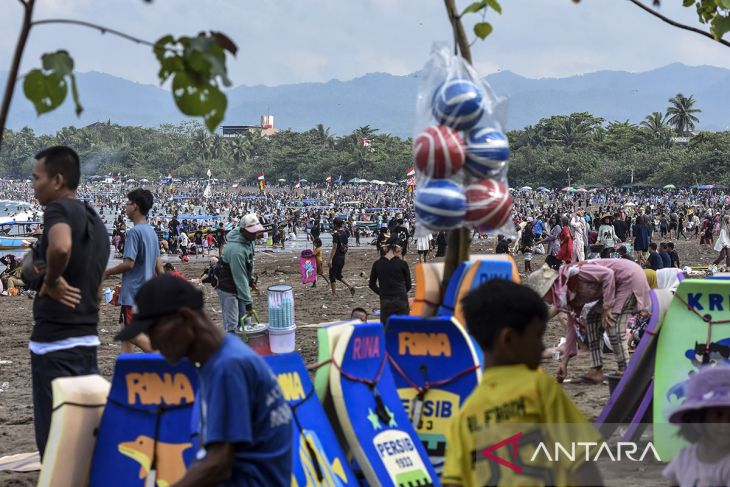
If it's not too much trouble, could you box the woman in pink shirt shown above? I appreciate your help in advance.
[528,258,651,383]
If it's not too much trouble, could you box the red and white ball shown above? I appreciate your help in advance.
[465,179,513,230]
[412,125,465,179]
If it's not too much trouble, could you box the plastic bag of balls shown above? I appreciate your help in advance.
[412,44,515,239]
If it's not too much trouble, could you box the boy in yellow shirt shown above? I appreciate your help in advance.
[442,280,603,486]
[312,238,329,288]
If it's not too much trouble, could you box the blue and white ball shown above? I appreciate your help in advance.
[432,78,485,131]
[415,179,466,230]
[465,127,509,177]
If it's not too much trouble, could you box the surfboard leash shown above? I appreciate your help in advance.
[386,354,480,427]
[289,387,325,482]
[327,356,392,425]
[675,293,730,363]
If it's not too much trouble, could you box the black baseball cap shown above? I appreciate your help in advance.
[114,274,204,341]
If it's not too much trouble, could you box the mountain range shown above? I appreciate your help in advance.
[1,63,729,137]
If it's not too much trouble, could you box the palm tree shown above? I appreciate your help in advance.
[228,136,251,165]
[640,112,669,134]
[192,130,212,162]
[666,94,701,135]
[550,116,592,148]
[314,123,334,149]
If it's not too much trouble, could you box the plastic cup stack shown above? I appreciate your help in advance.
[267,284,295,329]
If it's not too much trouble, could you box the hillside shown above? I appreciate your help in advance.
[2,63,728,136]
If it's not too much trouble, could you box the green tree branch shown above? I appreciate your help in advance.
[628,0,730,47]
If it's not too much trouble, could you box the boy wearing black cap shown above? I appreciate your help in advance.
[116,274,292,486]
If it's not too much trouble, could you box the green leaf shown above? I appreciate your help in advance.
[486,0,502,14]
[153,34,175,62]
[711,13,730,37]
[719,0,730,9]
[202,84,226,132]
[683,0,695,6]
[156,32,233,132]
[23,70,67,115]
[69,73,83,116]
[41,50,74,76]
[474,21,493,39]
[171,72,226,132]
[461,0,488,16]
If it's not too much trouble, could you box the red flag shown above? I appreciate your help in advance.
[406,165,415,177]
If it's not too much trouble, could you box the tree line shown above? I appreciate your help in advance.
[1,93,725,187]
[0,122,412,183]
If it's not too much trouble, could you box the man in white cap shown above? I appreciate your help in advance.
[220,214,263,333]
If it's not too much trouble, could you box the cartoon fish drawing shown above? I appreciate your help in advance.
[118,435,192,487]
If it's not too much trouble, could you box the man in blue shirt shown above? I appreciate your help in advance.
[659,242,672,268]
[533,215,545,237]
[116,275,292,486]
[647,242,664,270]
[105,189,163,353]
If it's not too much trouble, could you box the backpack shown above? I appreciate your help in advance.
[213,260,236,293]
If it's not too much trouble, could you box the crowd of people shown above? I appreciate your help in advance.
[6,144,730,485]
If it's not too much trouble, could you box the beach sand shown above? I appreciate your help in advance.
[0,237,718,485]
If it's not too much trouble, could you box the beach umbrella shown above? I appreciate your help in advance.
[358,179,370,183]
[140,178,149,183]
[663,184,676,189]
[277,178,286,182]
[519,186,532,192]
[349,178,360,183]
[576,188,587,193]
[560,186,574,192]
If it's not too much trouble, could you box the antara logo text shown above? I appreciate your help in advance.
[482,432,661,473]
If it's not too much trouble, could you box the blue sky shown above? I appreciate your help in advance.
[2,0,729,87]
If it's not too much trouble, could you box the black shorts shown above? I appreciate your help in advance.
[329,258,345,281]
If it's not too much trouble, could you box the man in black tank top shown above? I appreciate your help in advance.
[28,146,110,458]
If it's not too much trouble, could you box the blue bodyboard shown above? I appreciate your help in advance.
[386,316,481,474]
[265,352,358,487]
[89,354,198,487]
[329,322,440,487]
